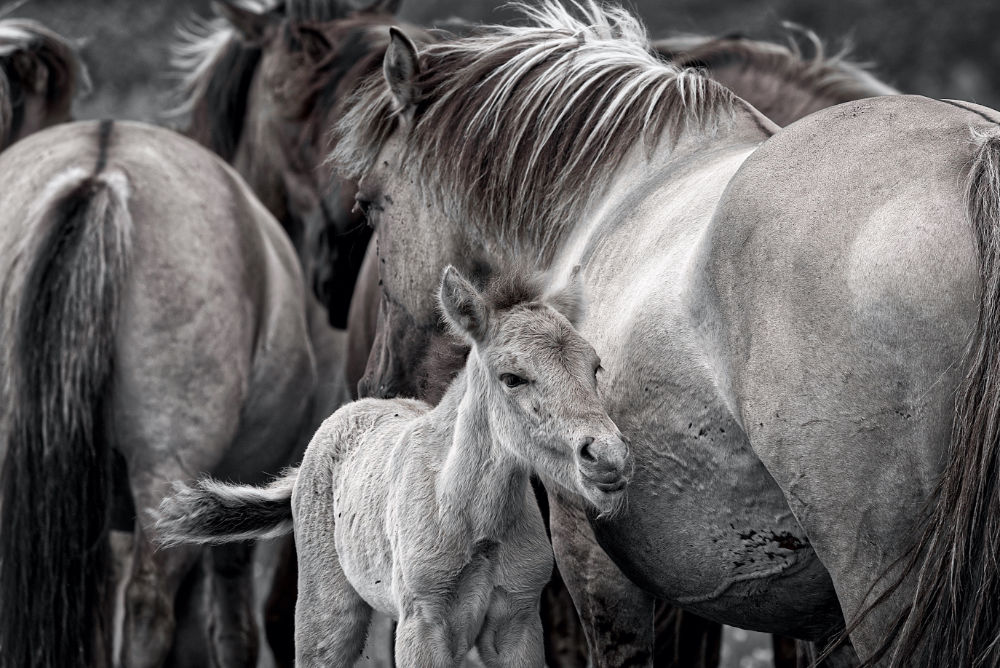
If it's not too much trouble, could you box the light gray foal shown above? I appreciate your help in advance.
[157,265,633,667]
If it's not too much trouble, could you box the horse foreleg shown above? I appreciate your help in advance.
[548,495,655,667]
[205,542,259,667]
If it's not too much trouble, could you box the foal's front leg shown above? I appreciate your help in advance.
[548,494,655,667]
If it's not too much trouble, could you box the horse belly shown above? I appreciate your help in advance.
[581,276,842,638]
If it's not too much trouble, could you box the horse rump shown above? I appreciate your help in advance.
[0,166,132,668]
[852,126,1000,667]
[154,470,297,547]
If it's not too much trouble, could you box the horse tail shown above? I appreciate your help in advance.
[855,127,1000,667]
[155,470,297,547]
[0,159,132,668]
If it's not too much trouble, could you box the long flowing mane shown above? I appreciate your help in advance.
[654,28,898,126]
[331,1,737,259]
[0,18,89,147]
[171,8,265,161]
[172,3,415,167]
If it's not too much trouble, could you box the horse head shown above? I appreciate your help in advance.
[438,265,632,516]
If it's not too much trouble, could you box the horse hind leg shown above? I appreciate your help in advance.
[206,542,260,667]
[293,465,371,666]
[120,517,201,668]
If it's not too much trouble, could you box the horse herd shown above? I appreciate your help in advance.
[0,1,997,667]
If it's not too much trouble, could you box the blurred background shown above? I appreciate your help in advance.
[4,0,993,666]
[7,0,1000,121]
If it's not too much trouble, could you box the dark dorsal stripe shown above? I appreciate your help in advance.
[939,98,1000,126]
[94,119,113,174]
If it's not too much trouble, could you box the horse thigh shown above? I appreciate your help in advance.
[548,495,655,668]
[294,475,371,666]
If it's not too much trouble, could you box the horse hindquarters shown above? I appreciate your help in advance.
[291,440,372,668]
[0,166,132,668]
[868,126,1000,667]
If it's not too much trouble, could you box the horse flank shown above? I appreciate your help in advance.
[330,0,736,261]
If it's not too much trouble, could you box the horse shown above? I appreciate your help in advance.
[652,27,899,127]
[328,1,1000,665]
[0,17,89,149]
[0,120,350,668]
[174,0,416,330]
[157,264,632,667]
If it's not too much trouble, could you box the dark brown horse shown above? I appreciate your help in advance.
[0,17,89,149]
[175,0,408,329]
[653,27,898,127]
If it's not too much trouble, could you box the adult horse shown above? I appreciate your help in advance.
[175,0,412,329]
[652,28,898,127]
[0,17,89,149]
[0,120,349,668]
[331,2,1000,665]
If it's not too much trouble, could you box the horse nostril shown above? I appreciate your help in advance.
[578,436,596,462]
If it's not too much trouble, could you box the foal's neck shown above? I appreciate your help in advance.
[434,356,529,540]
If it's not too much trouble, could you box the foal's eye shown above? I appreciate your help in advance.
[500,373,527,388]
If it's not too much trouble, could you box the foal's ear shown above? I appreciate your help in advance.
[384,27,420,119]
[214,1,277,46]
[439,266,490,344]
[544,265,586,327]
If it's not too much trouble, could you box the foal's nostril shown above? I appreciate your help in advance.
[578,436,596,462]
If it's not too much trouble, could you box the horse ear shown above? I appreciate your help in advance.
[383,27,419,118]
[213,1,277,46]
[545,265,586,327]
[439,265,490,343]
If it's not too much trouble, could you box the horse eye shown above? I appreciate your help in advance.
[594,364,603,377]
[500,373,527,388]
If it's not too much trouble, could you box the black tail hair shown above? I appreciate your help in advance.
[0,165,132,667]
[155,471,297,547]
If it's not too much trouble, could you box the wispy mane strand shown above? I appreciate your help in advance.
[331,1,735,259]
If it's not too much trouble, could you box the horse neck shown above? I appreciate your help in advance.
[433,356,530,540]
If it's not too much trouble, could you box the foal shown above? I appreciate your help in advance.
[157,265,633,667]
